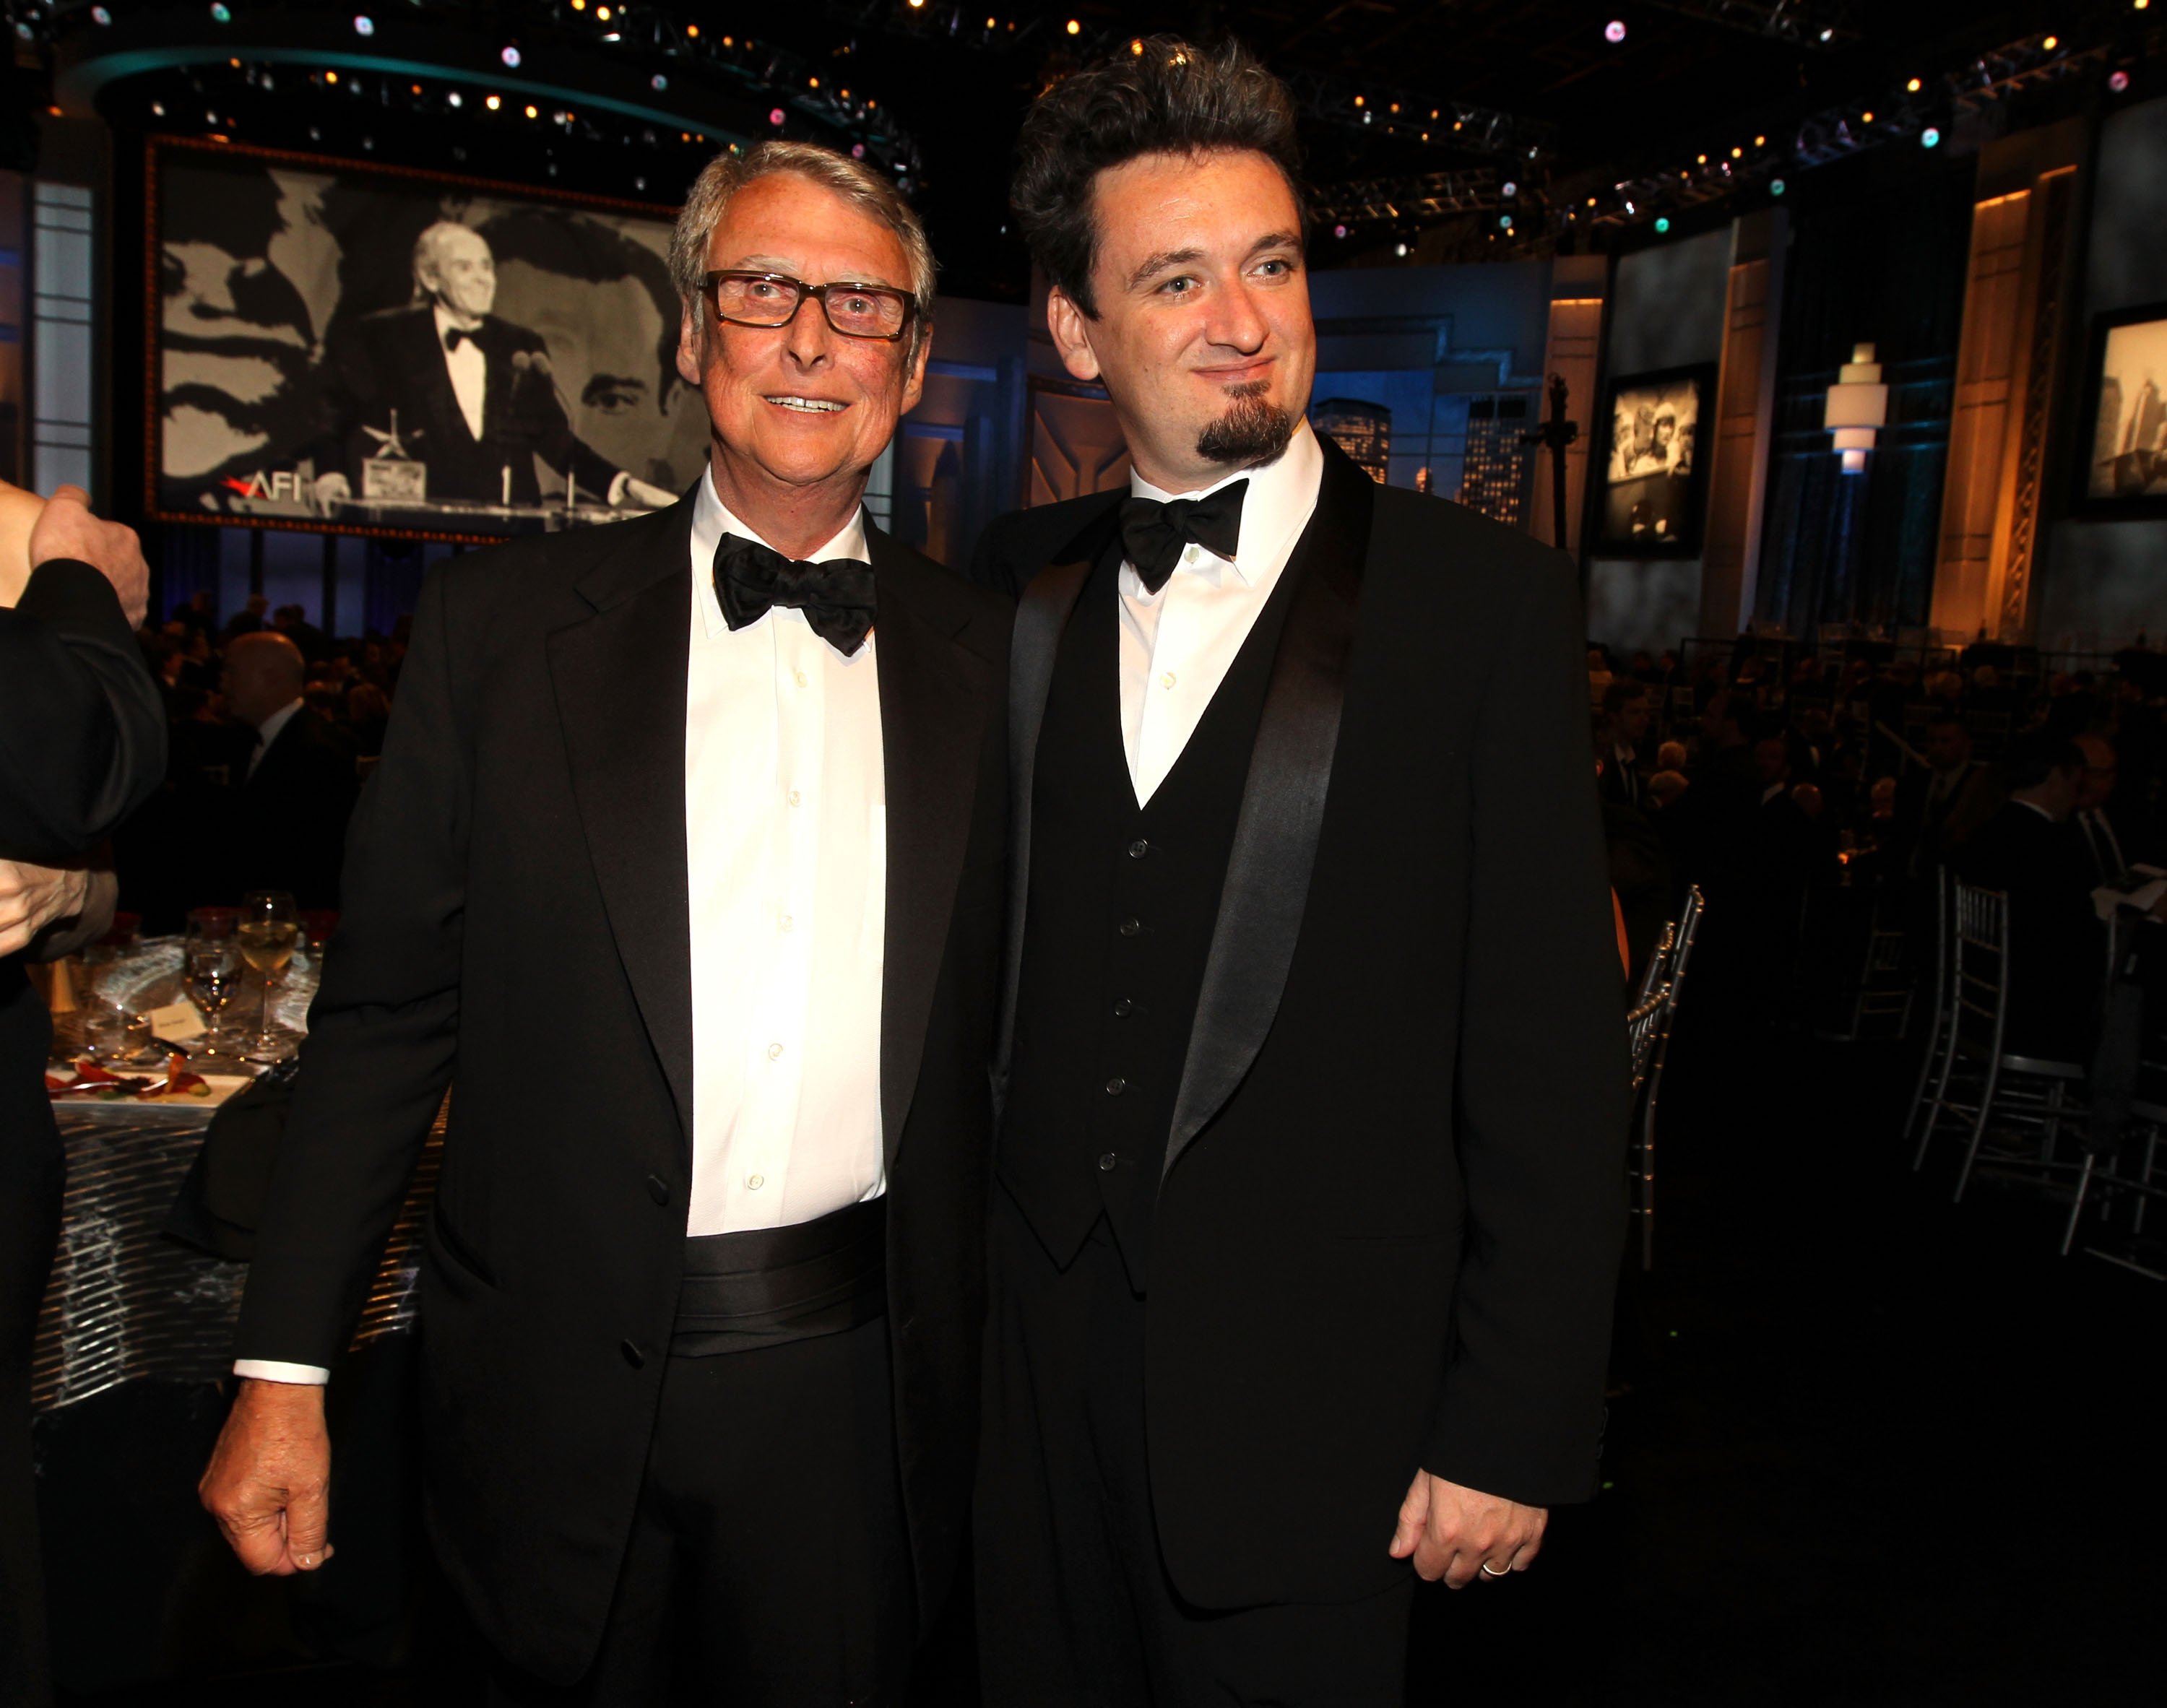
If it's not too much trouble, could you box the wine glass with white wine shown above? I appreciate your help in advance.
[238,889,300,1063]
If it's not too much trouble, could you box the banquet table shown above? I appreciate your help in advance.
[33,1093,442,1415]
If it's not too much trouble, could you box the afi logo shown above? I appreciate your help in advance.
[221,469,308,501]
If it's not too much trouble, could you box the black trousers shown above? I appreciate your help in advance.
[490,1315,911,1707]
[976,1190,1413,1708]
[0,1095,60,1708]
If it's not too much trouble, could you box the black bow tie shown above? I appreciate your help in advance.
[714,532,877,656]
[1118,480,1249,594]
[444,325,475,352]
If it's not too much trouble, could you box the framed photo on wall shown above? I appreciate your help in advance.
[147,136,706,542]
[2073,300,2167,519]
[1591,363,1714,557]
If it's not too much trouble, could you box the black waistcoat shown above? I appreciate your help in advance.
[998,547,1301,1288]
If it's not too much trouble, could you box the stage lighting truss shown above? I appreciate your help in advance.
[1635,0,1861,48]
[10,0,926,189]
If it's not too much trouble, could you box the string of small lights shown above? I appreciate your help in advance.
[1314,12,2159,256]
[9,0,928,191]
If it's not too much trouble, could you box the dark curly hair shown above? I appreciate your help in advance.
[1011,35,1305,320]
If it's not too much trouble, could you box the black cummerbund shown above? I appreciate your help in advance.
[671,1197,887,1357]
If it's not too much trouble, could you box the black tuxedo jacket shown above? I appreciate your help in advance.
[324,305,623,506]
[972,440,1626,1608]
[1958,803,2103,1062]
[230,708,358,911]
[235,496,1010,1684]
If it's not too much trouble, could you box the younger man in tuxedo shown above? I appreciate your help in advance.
[971,37,1625,1707]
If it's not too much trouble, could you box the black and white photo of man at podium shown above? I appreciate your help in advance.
[313,221,679,516]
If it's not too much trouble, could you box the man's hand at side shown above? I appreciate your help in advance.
[1388,1470,1547,1589]
[199,1377,336,1575]
[27,485,150,628]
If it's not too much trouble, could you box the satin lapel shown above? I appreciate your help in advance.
[990,506,1123,1117]
[870,529,992,1161]
[1162,440,1375,1179]
[547,498,698,1142]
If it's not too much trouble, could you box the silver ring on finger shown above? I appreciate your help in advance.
[1479,1560,1511,1579]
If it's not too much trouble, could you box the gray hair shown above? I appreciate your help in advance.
[411,220,488,298]
[667,141,936,358]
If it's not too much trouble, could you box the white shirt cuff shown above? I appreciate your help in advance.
[233,1358,332,1385]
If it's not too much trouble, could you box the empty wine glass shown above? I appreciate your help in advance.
[238,890,300,1062]
[184,910,247,1067]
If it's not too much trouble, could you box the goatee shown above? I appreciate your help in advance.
[1196,382,1294,468]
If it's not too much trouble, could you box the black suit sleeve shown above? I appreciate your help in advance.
[1427,554,1628,1505]
[506,330,626,498]
[0,560,168,858]
[235,567,470,1367]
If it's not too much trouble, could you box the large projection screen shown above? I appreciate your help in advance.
[149,137,706,542]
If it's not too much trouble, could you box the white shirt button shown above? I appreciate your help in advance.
[787,789,802,807]
[794,670,808,688]
[766,1042,784,1060]
[1161,672,1177,690]
[747,1174,765,1191]
[779,914,795,932]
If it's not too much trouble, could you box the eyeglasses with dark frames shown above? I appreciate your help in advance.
[700,269,917,342]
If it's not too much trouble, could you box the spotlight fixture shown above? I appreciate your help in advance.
[651,74,667,91]
[1921,128,1942,147]
[1755,134,1766,147]
[501,45,522,67]
[769,107,785,125]
[2110,69,2132,90]
[352,14,374,34]
[1395,242,1409,257]
[2043,35,2059,49]
[1861,110,1874,123]
[1066,18,1080,33]
[1605,20,1627,43]
[1130,38,1144,53]
[1771,178,1786,195]
[1333,223,1348,238]
[1654,217,1671,233]
[485,93,501,110]
[1501,181,1518,197]
[210,2,231,19]
[448,91,462,106]
[1907,77,1922,92]
[1497,214,1512,230]
[524,104,538,118]
[92,5,112,22]
[1819,26,1833,40]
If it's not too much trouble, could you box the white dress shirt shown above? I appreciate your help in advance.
[434,303,488,441]
[247,697,303,780]
[684,472,886,1236]
[233,472,887,1385]
[1118,419,1324,807]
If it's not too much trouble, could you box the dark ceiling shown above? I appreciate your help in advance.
[17,0,2152,297]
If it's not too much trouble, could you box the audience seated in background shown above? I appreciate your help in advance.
[1958,734,2100,1065]
[2072,732,2128,885]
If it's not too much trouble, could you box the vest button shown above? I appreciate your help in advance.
[620,1340,647,1370]
[1128,838,1151,859]
[1104,1076,1126,1096]
[1118,917,1141,937]
[1113,998,1134,1018]
[1098,1152,1119,1172]
[645,1173,670,1205]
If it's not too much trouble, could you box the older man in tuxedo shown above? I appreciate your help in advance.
[200,142,1008,1703]
[969,38,1624,1707]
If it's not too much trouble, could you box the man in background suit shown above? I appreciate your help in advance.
[0,484,167,1708]
[1894,712,2002,883]
[1960,734,2100,1064]
[314,223,678,513]
[969,40,1623,1706]
[220,632,358,910]
[199,141,1008,1704]
[2073,733,2130,883]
